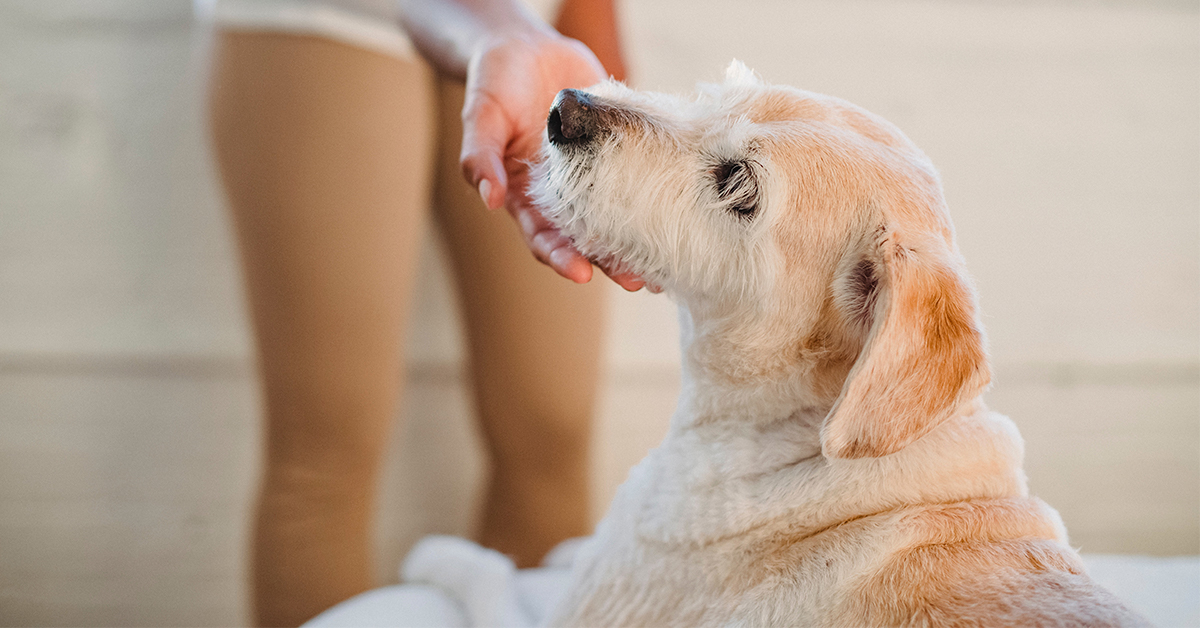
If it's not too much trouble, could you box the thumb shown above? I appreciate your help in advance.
[460,94,511,210]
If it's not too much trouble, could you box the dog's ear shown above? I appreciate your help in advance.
[723,59,760,86]
[821,230,990,459]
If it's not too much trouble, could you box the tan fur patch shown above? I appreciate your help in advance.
[844,538,1148,627]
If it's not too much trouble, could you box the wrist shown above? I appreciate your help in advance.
[400,0,562,80]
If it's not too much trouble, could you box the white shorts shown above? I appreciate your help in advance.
[196,0,561,61]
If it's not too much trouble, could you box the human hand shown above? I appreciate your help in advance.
[459,33,650,291]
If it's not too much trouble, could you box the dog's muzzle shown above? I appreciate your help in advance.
[548,89,598,146]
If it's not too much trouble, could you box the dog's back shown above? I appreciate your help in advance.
[549,495,1144,627]
[852,555,1146,627]
[828,499,1147,627]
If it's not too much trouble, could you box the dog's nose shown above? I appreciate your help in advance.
[548,89,596,146]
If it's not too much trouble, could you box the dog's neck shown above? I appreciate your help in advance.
[618,302,1028,546]
[670,301,855,432]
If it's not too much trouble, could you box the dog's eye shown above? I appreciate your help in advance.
[711,159,758,219]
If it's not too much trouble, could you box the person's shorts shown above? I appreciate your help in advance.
[197,0,561,61]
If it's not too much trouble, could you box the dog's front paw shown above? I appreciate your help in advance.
[402,535,531,628]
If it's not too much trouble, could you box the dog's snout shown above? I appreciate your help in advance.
[548,89,597,146]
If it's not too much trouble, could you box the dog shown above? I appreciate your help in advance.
[405,62,1149,627]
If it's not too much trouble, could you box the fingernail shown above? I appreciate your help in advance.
[478,180,493,209]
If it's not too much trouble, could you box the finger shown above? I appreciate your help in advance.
[523,213,593,284]
[528,227,567,262]
[514,205,554,253]
[514,201,649,290]
[459,94,511,210]
[603,269,646,292]
[593,258,648,292]
[548,245,594,284]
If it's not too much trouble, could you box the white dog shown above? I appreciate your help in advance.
[406,63,1148,627]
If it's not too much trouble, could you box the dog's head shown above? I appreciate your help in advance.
[532,62,990,459]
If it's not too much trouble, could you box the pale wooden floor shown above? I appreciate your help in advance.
[0,0,1196,625]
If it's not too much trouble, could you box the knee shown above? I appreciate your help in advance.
[258,455,378,520]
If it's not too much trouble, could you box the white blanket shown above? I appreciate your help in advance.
[306,546,1199,628]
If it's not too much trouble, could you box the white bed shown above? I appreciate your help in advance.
[305,553,1200,628]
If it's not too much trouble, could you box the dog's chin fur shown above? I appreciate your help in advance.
[528,62,1147,627]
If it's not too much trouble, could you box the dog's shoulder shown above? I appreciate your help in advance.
[837,539,1149,627]
[728,496,1145,627]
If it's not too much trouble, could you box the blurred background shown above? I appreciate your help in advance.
[0,0,1196,625]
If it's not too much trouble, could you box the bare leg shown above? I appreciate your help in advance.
[209,32,433,627]
[431,80,607,568]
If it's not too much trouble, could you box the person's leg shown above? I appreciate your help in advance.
[209,31,433,627]
[430,79,607,568]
